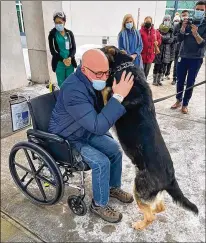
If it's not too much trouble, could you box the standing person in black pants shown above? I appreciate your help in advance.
[171,10,189,85]
[153,15,174,86]
[163,14,181,81]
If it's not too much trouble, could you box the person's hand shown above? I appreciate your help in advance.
[191,24,198,37]
[181,18,188,32]
[154,41,158,46]
[112,70,134,98]
[131,54,137,60]
[63,57,71,66]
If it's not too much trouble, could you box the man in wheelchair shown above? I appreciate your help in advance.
[48,49,134,223]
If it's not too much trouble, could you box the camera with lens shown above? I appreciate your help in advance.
[187,17,202,26]
[187,17,194,25]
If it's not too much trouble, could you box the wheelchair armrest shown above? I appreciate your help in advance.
[27,129,65,144]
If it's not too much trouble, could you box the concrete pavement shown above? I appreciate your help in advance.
[1,63,205,242]
[1,212,43,242]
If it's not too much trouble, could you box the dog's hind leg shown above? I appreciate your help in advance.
[132,185,156,230]
[152,191,166,214]
[132,199,156,230]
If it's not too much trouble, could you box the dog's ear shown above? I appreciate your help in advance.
[120,50,127,55]
[104,46,116,56]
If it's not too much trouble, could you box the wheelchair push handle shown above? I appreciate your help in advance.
[10,94,19,100]
[46,83,59,92]
[10,94,30,101]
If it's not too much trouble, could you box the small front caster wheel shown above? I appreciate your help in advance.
[67,195,87,216]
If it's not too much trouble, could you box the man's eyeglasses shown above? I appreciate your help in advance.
[85,66,111,78]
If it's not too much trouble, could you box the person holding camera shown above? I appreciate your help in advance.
[48,11,77,87]
[171,10,189,85]
[171,1,206,114]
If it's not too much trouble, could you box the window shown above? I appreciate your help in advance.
[16,1,25,33]
[165,0,197,18]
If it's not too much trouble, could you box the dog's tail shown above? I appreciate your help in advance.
[166,179,198,214]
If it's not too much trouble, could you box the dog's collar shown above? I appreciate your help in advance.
[111,62,134,76]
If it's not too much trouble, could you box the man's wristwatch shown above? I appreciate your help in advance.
[194,33,200,38]
[113,93,124,103]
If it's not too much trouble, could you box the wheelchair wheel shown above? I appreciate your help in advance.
[67,195,87,216]
[9,141,64,205]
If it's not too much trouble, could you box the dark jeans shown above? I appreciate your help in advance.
[153,63,166,74]
[176,57,203,106]
[164,61,173,76]
[143,63,152,78]
[173,52,179,81]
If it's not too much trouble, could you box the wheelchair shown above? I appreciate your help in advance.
[9,90,91,216]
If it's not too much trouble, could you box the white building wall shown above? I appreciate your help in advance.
[62,1,166,47]
[22,1,49,84]
[1,1,28,91]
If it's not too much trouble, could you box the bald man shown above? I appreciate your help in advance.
[49,49,134,223]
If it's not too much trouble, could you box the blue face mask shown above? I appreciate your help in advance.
[55,24,64,32]
[194,10,205,20]
[92,80,106,91]
[125,22,133,29]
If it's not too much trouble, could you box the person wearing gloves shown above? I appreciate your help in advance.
[153,15,174,86]
[48,11,77,87]
[118,14,143,69]
[140,16,162,79]
[48,49,134,223]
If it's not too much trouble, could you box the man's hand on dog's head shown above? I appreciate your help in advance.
[112,71,134,98]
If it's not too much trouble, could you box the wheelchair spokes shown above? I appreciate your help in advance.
[9,142,64,205]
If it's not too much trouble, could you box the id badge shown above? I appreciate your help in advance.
[178,57,181,62]
[65,40,69,50]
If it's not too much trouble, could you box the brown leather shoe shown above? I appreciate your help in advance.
[90,200,122,223]
[171,101,182,109]
[110,188,134,203]
[181,106,188,114]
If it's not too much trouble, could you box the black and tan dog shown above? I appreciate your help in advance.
[100,46,198,230]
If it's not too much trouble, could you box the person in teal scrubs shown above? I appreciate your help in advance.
[48,11,77,87]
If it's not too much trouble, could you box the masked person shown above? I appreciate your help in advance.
[172,10,189,85]
[162,13,181,82]
[140,16,162,80]
[153,15,174,86]
[48,49,134,223]
[48,11,77,87]
[171,1,206,114]
[118,14,143,69]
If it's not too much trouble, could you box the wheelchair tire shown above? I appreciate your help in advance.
[9,141,64,205]
[67,195,87,216]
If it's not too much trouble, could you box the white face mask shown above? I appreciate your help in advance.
[164,20,170,27]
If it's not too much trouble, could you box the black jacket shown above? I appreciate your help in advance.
[48,28,77,72]
[173,22,182,55]
[154,28,174,64]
